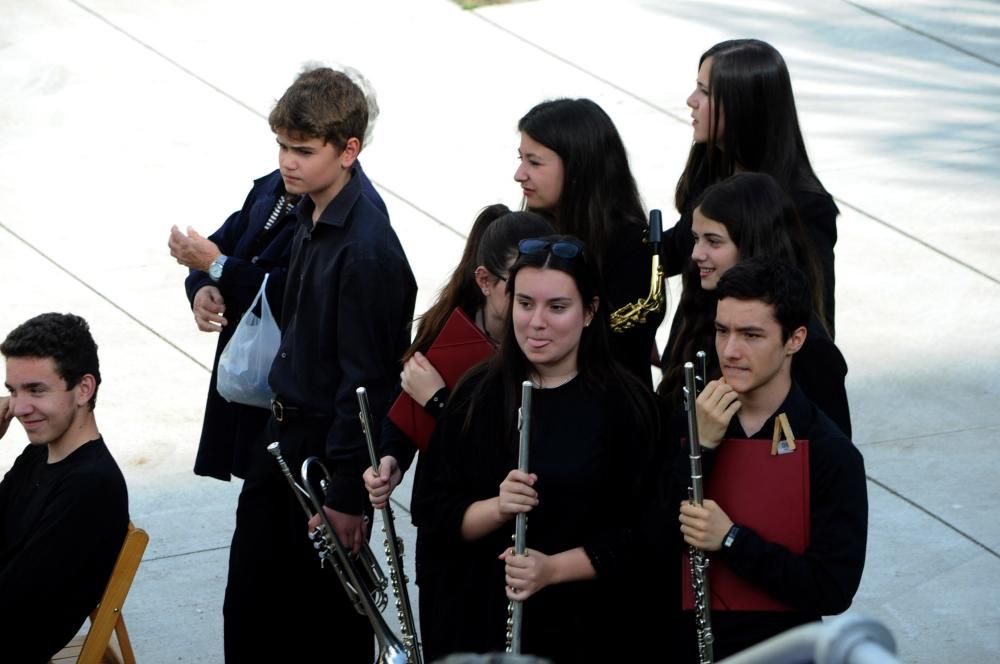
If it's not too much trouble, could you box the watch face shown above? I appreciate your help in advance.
[210,259,223,280]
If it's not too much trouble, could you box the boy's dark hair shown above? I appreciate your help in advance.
[715,258,811,341]
[268,67,370,149]
[1,313,102,410]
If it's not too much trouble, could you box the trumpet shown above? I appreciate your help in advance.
[267,442,408,664]
[610,209,667,332]
[357,387,422,664]
[505,380,533,654]
[684,354,715,664]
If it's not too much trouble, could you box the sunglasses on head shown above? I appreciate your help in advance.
[518,238,584,259]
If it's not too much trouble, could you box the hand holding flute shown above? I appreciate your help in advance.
[498,467,540,602]
[363,454,402,510]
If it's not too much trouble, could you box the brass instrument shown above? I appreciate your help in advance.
[505,380,533,654]
[610,209,667,332]
[684,357,715,664]
[267,442,408,664]
[357,387,422,664]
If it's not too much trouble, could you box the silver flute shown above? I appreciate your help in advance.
[505,380,533,654]
[267,442,408,664]
[357,387,423,664]
[684,357,715,664]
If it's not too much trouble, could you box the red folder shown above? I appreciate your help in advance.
[682,435,810,612]
[388,308,496,451]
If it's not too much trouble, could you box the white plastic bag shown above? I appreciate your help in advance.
[216,273,281,408]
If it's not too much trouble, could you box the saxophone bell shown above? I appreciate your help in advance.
[610,209,668,332]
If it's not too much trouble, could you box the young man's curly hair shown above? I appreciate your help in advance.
[2,313,101,410]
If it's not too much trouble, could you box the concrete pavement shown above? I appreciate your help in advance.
[1,0,998,661]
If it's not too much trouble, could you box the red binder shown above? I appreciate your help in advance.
[682,417,810,612]
[388,308,495,451]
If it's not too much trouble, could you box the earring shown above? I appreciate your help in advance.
[483,289,490,296]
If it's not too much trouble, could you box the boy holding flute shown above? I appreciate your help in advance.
[678,258,867,659]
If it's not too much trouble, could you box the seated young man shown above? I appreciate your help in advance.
[678,258,868,660]
[0,313,129,664]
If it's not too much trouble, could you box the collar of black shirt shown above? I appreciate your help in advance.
[295,164,366,230]
[725,381,817,440]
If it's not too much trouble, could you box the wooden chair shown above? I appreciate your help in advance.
[49,522,149,664]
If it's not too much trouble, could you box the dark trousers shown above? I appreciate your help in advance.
[223,416,374,663]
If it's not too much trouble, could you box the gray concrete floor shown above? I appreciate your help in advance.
[1,0,998,661]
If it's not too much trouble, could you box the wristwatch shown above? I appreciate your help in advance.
[722,524,741,550]
[208,255,228,282]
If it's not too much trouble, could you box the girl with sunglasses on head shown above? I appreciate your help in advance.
[659,171,851,437]
[515,98,664,388]
[412,236,661,662]
[364,206,553,661]
[662,39,839,337]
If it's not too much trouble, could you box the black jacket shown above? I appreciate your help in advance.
[677,383,868,660]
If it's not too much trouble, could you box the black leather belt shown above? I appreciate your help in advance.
[271,397,328,424]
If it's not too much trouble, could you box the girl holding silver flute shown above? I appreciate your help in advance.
[412,235,659,662]
[364,208,553,662]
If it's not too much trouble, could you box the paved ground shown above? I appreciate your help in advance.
[1,0,998,661]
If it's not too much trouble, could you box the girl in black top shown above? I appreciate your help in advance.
[664,39,839,336]
[366,206,553,488]
[412,236,660,662]
[515,99,664,386]
[659,172,851,438]
[363,208,553,661]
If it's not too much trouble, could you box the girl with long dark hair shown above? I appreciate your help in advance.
[515,98,664,386]
[664,39,839,336]
[413,236,660,662]
[364,207,553,661]
[659,172,851,437]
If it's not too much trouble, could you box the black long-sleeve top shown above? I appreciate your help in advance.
[671,383,867,660]
[268,165,417,514]
[0,438,129,664]
[411,370,659,662]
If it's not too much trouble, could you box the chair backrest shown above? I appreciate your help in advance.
[75,522,149,663]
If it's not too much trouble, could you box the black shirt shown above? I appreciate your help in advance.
[0,438,129,664]
[682,383,868,660]
[268,165,417,513]
[412,370,657,662]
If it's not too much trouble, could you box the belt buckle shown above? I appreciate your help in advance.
[272,399,285,423]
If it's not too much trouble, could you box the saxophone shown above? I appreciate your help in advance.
[357,387,423,664]
[684,355,715,664]
[610,209,667,333]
